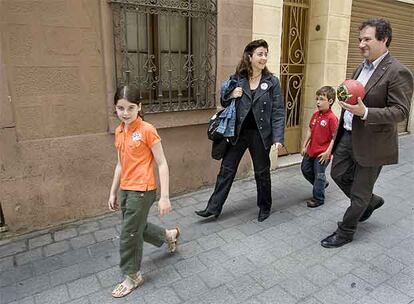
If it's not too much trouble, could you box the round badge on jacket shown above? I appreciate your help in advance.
[260,83,268,90]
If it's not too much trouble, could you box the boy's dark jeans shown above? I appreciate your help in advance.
[301,154,329,203]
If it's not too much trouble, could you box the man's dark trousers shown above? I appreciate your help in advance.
[331,131,383,239]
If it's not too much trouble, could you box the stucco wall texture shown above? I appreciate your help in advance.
[0,0,254,233]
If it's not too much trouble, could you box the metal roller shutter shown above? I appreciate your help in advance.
[346,0,414,132]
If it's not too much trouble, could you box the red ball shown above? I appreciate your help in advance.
[337,80,365,105]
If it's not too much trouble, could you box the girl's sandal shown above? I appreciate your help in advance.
[167,227,180,254]
[111,274,144,298]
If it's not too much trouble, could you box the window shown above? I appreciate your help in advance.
[109,0,217,113]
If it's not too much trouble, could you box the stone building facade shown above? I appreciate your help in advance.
[0,0,412,233]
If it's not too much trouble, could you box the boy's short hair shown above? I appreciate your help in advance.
[316,86,336,104]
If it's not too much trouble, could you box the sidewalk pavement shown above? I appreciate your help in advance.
[1,134,414,304]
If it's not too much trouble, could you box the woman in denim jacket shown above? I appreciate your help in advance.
[196,39,285,222]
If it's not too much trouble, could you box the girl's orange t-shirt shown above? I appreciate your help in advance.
[115,117,161,191]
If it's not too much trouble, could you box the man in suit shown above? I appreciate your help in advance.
[321,18,414,248]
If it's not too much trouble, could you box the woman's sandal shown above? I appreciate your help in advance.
[167,227,180,254]
[111,274,144,298]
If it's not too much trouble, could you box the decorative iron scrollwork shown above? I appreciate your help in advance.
[109,0,217,113]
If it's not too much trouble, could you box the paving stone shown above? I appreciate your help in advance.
[149,247,184,268]
[87,240,116,258]
[98,215,121,228]
[313,285,357,304]
[53,228,78,242]
[220,240,251,258]
[368,254,406,276]
[143,286,181,304]
[93,228,118,242]
[174,256,206,278]
[49,264,81,287]
[387,272,414,297]
[386,246,414,266]
[0,285,18,303]
[65,298,91,304]
[43,241,70,257]
[172,275,208,300]
[34,284,69,304]
[369,284,412,304]
[351,264,391,287]
[77,222,100,235]
[197,248,231,268]
[95,265,121,288]
[70,234,96,249]
[333,273,374,298]
[298,297,323,304]
[279,275,320,300]
[322,255,363,277]
[88,289,132,304]
[8,296,35,304]
[176,240,204,259]
[196,233,226,251]
[15,248,43,266]
[60,248,90,267]
[0,263,34,288]
[217,227,246,242]
[144,265,181,287]
[0,240,27,258]
[77,255,118,278]
[225,275,264,301]
[176,205,197,217]
[249,265,284,289]
[221,256,255,277]
[272,256,307,277]
[235,221,263,236]
[15,274,50,300]
[353,295,383,304]
[32,255,64,275]
[28,234,52,249]
[304,265,338,287]
[256,284,297,304]
[245,247,281,267]
[198,265,235,288]
[67,275,101,300]
[197,285,237,304]
[139,256,158,274]
[0,256,14,272]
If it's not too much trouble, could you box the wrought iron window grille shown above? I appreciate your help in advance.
[109,0,217,113]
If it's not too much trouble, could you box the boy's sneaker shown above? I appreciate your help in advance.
[307,199,324,208]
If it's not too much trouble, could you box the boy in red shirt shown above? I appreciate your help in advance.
[301,86,338,208]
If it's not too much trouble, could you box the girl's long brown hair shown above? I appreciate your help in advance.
[236,39,271,78]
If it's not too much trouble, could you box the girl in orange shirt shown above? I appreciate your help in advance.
[108,85,180,298]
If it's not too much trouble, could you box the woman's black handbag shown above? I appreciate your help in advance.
[207,109,224,141]
[211,138,229,160]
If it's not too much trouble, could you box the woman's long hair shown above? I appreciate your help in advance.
[114,85,144,119]
[236,39,271,78]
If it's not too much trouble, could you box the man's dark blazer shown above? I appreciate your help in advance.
[333,53,414,167]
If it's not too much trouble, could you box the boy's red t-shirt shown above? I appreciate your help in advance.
[307,109,338,158]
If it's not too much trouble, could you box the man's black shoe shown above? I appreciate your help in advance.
[195,208,219,219]
[258,209,270,222]
[359,197,384,222]
[321,233,352,248]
